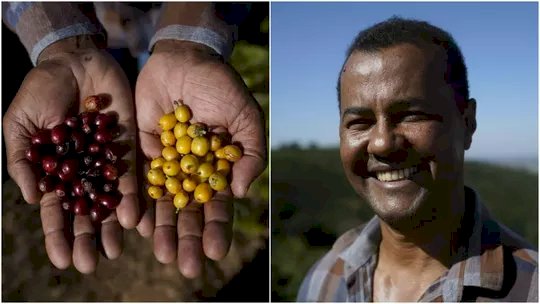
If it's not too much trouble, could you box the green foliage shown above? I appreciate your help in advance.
[228,21,269,241]
[464,161,538,245]
[260,16,269,34]
[271,236,328,302]
[230,41,269,94]
[271,147,538,301]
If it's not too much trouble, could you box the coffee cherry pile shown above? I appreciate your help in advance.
[146,100,242,212]
[26,95,125,223]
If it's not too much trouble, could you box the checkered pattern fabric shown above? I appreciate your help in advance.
[297,187,538,302]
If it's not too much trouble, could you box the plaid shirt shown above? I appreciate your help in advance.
[297,187,538,302]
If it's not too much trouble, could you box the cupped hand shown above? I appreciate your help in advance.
[2,40,149,273]
[135,40,267,278]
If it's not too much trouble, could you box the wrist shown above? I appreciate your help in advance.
[149,25,232,59]
[153,39,219,57]
[37,34,105,65]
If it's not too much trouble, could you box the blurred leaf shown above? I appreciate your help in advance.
[260,16,269,34]
[230,41,269,93]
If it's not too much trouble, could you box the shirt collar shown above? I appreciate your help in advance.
[445,187,504,300]
[338,187,505,300]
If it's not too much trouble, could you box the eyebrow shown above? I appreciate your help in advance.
[341,98,429,119]
[341,107,372,120]
[392,98,429,108]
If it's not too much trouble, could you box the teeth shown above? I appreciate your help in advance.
[376,167,418,182]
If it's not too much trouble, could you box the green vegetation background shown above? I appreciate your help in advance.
[229,14,269,244]
[271,147,538,301]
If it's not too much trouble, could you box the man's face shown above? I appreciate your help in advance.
[339,43,476,225]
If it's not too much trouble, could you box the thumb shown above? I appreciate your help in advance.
[3,111,42,204]
[6,147,42,204]
[230,154,266,198]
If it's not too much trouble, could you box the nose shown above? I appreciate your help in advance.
[367,119,407,161]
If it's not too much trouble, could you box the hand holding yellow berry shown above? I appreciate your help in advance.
[146,101,242,213]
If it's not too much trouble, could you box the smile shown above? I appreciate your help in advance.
[375,166,418,182]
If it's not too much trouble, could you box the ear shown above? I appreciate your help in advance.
[463,98,477,150]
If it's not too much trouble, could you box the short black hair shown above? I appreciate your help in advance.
[338,16,469,112]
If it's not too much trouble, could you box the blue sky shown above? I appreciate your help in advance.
[271,2,538,160]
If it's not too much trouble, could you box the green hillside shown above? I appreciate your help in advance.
[271,147,538,301]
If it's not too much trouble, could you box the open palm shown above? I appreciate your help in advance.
[3,48,145,273]
[135,40,266,278]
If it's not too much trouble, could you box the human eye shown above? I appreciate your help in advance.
[400,111,442,123]
[344,117,375,130]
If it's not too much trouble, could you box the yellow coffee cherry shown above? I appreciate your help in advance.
[148,186,164,199]
[194,183,213,203]
[191,136,210,157]
[159,112,177,131]
[175,135,192,155]
[182,177,198,192]
[174,104,191,123]
[214,148,226,159]
[162,146,179,161]
[165,177,183,194]
[180,154,199,174]
[173,122,188,139]
[150,157,166,169]
[216,159,231,176]
[162,160,181,176]
[208,172,228,191]
[160,130,176,146]
[197,162,215,179]
[223,145,242,162]
[203,153,215,163]
[175,171,188,181]
[194,175,208,183]
[173,190,190,212]
[210,134,222,151]
[187,122,207,138]
[147,169,166,186]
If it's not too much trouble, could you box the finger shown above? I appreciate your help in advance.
[153,195,177,264]
[3,116,41,204]
[115,172,140,229]
[134,136,156,238]
[72,215,98,274]
[40,192,72,269]
[112,117,140,229]
[229,104,267,198]
[177,202,204,278]
[136,204,155,238]
[203,188,234,260]
[230,154,266,198]
[100,212,123,259]
[9,158,42,204]
[139,131,164,160]
[136,132,161,238]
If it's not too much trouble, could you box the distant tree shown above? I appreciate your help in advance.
[280,142,302,151]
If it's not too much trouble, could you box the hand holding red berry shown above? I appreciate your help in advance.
[2,36,150,273]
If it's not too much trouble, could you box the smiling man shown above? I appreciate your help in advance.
[297,17,537,302]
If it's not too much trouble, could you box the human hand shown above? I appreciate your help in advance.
[135,40,267,278]
[2,36,150,273]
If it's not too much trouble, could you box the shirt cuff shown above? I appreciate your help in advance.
[30,22,101,65]
[148,24,234,60]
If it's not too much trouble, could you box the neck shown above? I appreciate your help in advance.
[377,186,468,271]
